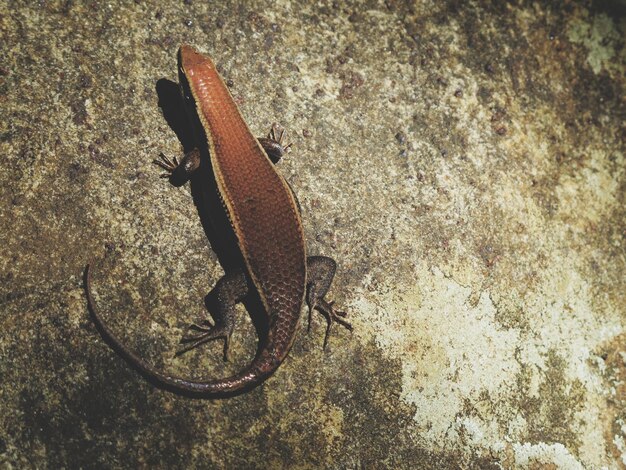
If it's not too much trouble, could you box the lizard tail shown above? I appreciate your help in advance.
[84,264,279,398]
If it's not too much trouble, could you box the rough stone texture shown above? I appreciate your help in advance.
[1,1,624,468]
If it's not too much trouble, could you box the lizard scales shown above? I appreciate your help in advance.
[179,45,307,389]
[86,45,350,398]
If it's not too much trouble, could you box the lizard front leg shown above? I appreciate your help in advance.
[154,147,201,186]
[155,123,288,182]
[257,123,292,163]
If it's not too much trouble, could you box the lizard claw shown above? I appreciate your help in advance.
[259,124,292,163]
[177,322,233,361]
[153,152,179,176]
[310,298,352,350]
[268,123,289,146]
[187,319,214,332]
[271,124,293,152]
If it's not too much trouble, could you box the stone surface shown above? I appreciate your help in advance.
[1,1,625,468]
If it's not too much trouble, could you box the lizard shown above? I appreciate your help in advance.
[85,44,351,397]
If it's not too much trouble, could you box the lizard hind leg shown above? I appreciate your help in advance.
[306,256,352,349]
[177,269,249,361]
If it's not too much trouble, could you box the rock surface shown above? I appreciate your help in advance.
[1,1,624,468]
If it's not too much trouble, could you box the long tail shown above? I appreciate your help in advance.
[84,264,278,398]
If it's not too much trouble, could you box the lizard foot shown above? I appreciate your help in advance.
[153,152,179,178]
[153,148,201,185]
[177,321,234,361]
[268,123,292,151]
[308,298,352,350]
[306,256,352,349]
[258,123,292,163]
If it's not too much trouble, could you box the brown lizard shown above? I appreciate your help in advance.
[85,45,351,397]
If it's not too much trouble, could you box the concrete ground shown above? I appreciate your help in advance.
[1,1,625,468]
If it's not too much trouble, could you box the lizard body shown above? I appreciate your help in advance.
[86,45,350,397]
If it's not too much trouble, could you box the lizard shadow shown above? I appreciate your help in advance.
[152,79,270,395]
[156,78,240,267]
